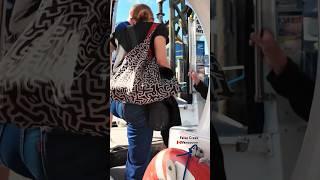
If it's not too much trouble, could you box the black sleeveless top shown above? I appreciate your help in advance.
[110,22,169,73]
[111,21,169,52]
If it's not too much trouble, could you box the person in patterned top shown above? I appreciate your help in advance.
[110,4,174,179]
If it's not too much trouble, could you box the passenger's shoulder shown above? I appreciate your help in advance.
[155,23,168,31]
[153,23,169,42]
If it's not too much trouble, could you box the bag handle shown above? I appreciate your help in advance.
[147,23,159,58]
[147,23,159,38]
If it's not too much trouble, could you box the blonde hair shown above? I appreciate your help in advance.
[131,4,154,22]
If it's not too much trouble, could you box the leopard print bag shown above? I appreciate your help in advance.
[110,23,179,105]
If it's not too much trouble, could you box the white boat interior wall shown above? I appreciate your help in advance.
[186,0,210,51]
[291,1,320,179]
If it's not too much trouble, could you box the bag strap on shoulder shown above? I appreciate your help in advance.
[146,23,159,38]
[147,23,159,58]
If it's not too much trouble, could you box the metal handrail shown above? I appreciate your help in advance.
[254,0,264,103]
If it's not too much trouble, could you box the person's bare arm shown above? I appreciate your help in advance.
[189,70,201,86]
[189,70,208,99]
[154,36,170,68]
[249,30,288,75]
[250,29,314,121]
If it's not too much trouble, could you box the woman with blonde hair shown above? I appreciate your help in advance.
[110,4,178,180]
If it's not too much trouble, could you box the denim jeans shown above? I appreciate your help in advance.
[0,123,44,179]
[0,124,108,180]
[110,99,124,119]
[123,103,153,180]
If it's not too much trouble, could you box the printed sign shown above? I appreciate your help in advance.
[195,18,204,35]
[196,41,205,56]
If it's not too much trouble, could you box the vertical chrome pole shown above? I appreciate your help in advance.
[188,16,194,94]
[318,0,320,52]
[0,0,3,58]
[254,0,264,102]
[169,0,176,71]
[0,0,4,106]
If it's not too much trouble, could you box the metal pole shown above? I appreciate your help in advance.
[169,0,176,71]
[0,0,3,59]
[111,0,118,32]
[169,0,192,102]
[181,0,189,95]
[157,0,165,23]
[188,15,194,94]
[0,0,4,106]
[254,0,264,102]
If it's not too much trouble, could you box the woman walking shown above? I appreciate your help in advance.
[110,4,178,179]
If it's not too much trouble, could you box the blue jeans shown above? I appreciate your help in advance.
[123,104,153,180]
[0,124,44,179]
[0,124,108,180]
[110,99,124,119]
